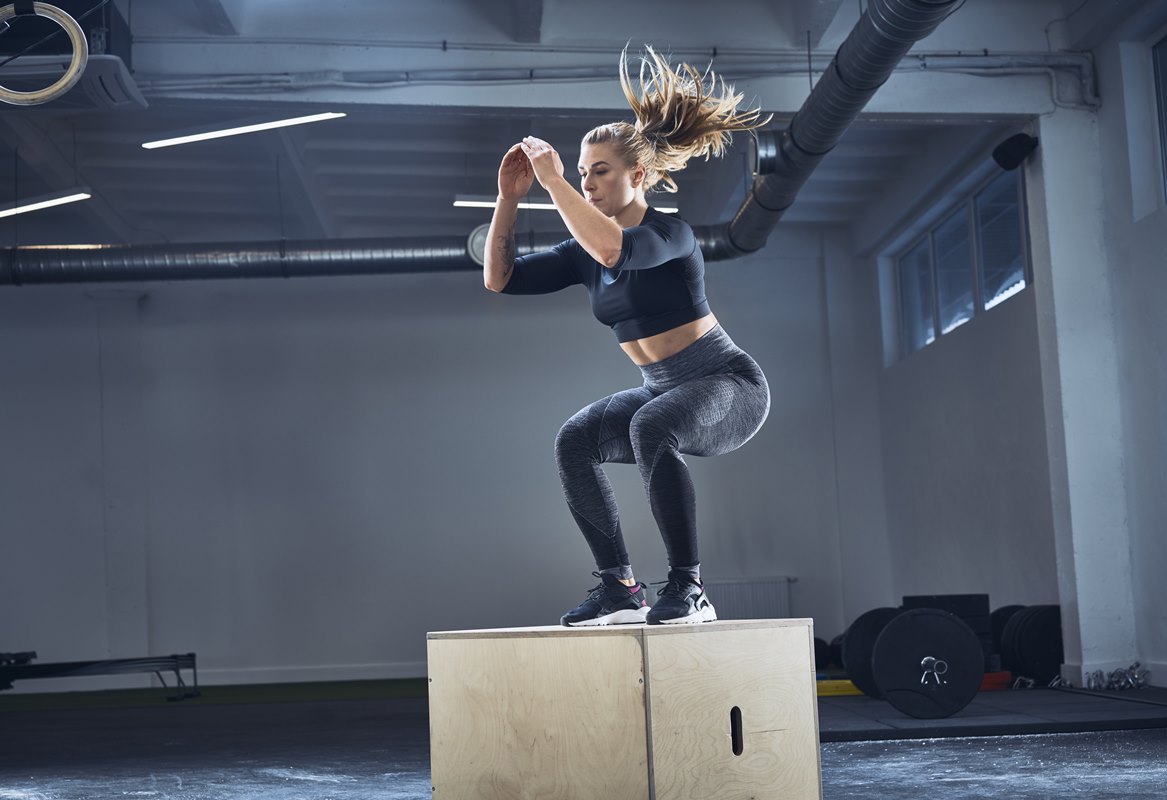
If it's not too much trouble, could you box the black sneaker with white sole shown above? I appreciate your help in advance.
[646,570,717,625]
[561,572,650,627]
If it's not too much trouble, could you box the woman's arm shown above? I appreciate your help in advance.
[544,176,625,268]
[520,136,625,268]
[484,196,520,293]
[484,144,533,292]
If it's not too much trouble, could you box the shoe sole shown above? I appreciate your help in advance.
[562,607,650,627]
[647,602,718,625]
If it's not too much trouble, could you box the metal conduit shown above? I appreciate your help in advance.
[0,233,572,285]
[0,0,960,285]
[720,0,961,256]
[1,238,449,285]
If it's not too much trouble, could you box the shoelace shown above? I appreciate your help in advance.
[581,571,607,600]
[650,576,693,599]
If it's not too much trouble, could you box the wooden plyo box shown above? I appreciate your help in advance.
[427,619,821,800]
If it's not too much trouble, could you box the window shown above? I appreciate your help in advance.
[1155,35,1167,201]
[898,238,935,355]
[894,167,1029,359]
[934,208,974,333]
[976,170,1026,310]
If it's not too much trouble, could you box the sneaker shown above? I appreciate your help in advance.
[560,572,650,627]
[646,570,717,625]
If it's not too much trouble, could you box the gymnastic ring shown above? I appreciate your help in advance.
[0,2,89,106]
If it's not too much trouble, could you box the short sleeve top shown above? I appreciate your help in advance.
[500,207,709,343]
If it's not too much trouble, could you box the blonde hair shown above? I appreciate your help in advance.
[583,46,771,194]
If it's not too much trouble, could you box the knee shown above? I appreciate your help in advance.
[629,407,676,461]
[554,414,594,465]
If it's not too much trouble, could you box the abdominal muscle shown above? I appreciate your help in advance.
[619,313,719,366]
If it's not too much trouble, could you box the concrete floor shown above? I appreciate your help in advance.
[823,731,1167,799]
[2,697,1166,799]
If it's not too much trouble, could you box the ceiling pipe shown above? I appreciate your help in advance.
[700,0,962,259]
[0,0,960,286]
[0,234,565,286]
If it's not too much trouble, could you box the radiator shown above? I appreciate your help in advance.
[703,576,796,620]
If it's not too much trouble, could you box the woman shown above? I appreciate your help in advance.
[484,48,771,626]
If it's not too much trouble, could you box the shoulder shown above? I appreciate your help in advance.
[639,208,697,255]
[639,207,695,240]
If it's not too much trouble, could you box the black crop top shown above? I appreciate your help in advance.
[500,207,710,343]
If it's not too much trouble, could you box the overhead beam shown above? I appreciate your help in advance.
[275,131,339,239]
[483,0,544,44]
[1062,0,1157,50]
[781,0,847,49]
[0,118,136,244]
[191,0,239,36]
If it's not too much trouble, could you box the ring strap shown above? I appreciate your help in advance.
[14,1,36,16]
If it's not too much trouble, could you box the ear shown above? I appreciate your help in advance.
[632,163,647,188]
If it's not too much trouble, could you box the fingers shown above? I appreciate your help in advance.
[502,143,528,163]
[505,138,552,161]
[519,136,555,158]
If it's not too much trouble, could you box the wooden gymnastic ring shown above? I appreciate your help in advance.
[0,2,89,106]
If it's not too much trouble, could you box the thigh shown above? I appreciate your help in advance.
[560,386,657,465]
[634,369,770,458]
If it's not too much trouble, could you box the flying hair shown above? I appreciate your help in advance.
[583,46,771,194]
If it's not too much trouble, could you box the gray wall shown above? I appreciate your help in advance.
[0,226,868,688]
[1096,10,1167,678]
[822,229,896,624]
[878,290,1059,606]
[846,125,1063,628]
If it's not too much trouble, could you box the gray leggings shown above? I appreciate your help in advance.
[554,325,770,572]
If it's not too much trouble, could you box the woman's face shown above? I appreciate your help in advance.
[578,142,644,217]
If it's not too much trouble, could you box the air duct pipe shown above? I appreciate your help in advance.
[0,234,560,285]
[0,0,959,285]
[708,0,961,257]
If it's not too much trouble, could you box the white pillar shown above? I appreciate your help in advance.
[1026,108,1138,685]
[89,290,152,660]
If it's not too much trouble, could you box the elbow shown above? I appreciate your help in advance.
[484,272,509,293]
[483,261,505,293]
[599,235,625,269]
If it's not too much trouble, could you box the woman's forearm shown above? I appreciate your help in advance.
[484,197,520,292]
[544,177,625,268]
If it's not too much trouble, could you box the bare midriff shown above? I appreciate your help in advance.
[618,313,719,366]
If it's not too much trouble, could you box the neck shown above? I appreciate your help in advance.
[612,196,650,229]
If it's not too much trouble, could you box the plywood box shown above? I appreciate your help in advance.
[427,619,821,800]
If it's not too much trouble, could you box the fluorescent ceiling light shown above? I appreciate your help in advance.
[19,243,113,250]
[455,196,556,211]
[0,189,91,219]
[454,195,678,213]
[142,112,347,149]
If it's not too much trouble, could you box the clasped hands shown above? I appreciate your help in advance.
[497,136,565,201]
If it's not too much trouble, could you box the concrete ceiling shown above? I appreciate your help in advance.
[0,0,1058,248]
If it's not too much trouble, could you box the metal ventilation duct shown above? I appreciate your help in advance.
[0,0,958,286]
[0,235,564,286]
[710,0,961,257]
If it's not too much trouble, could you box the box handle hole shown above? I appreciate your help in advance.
[730,706,743,756]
